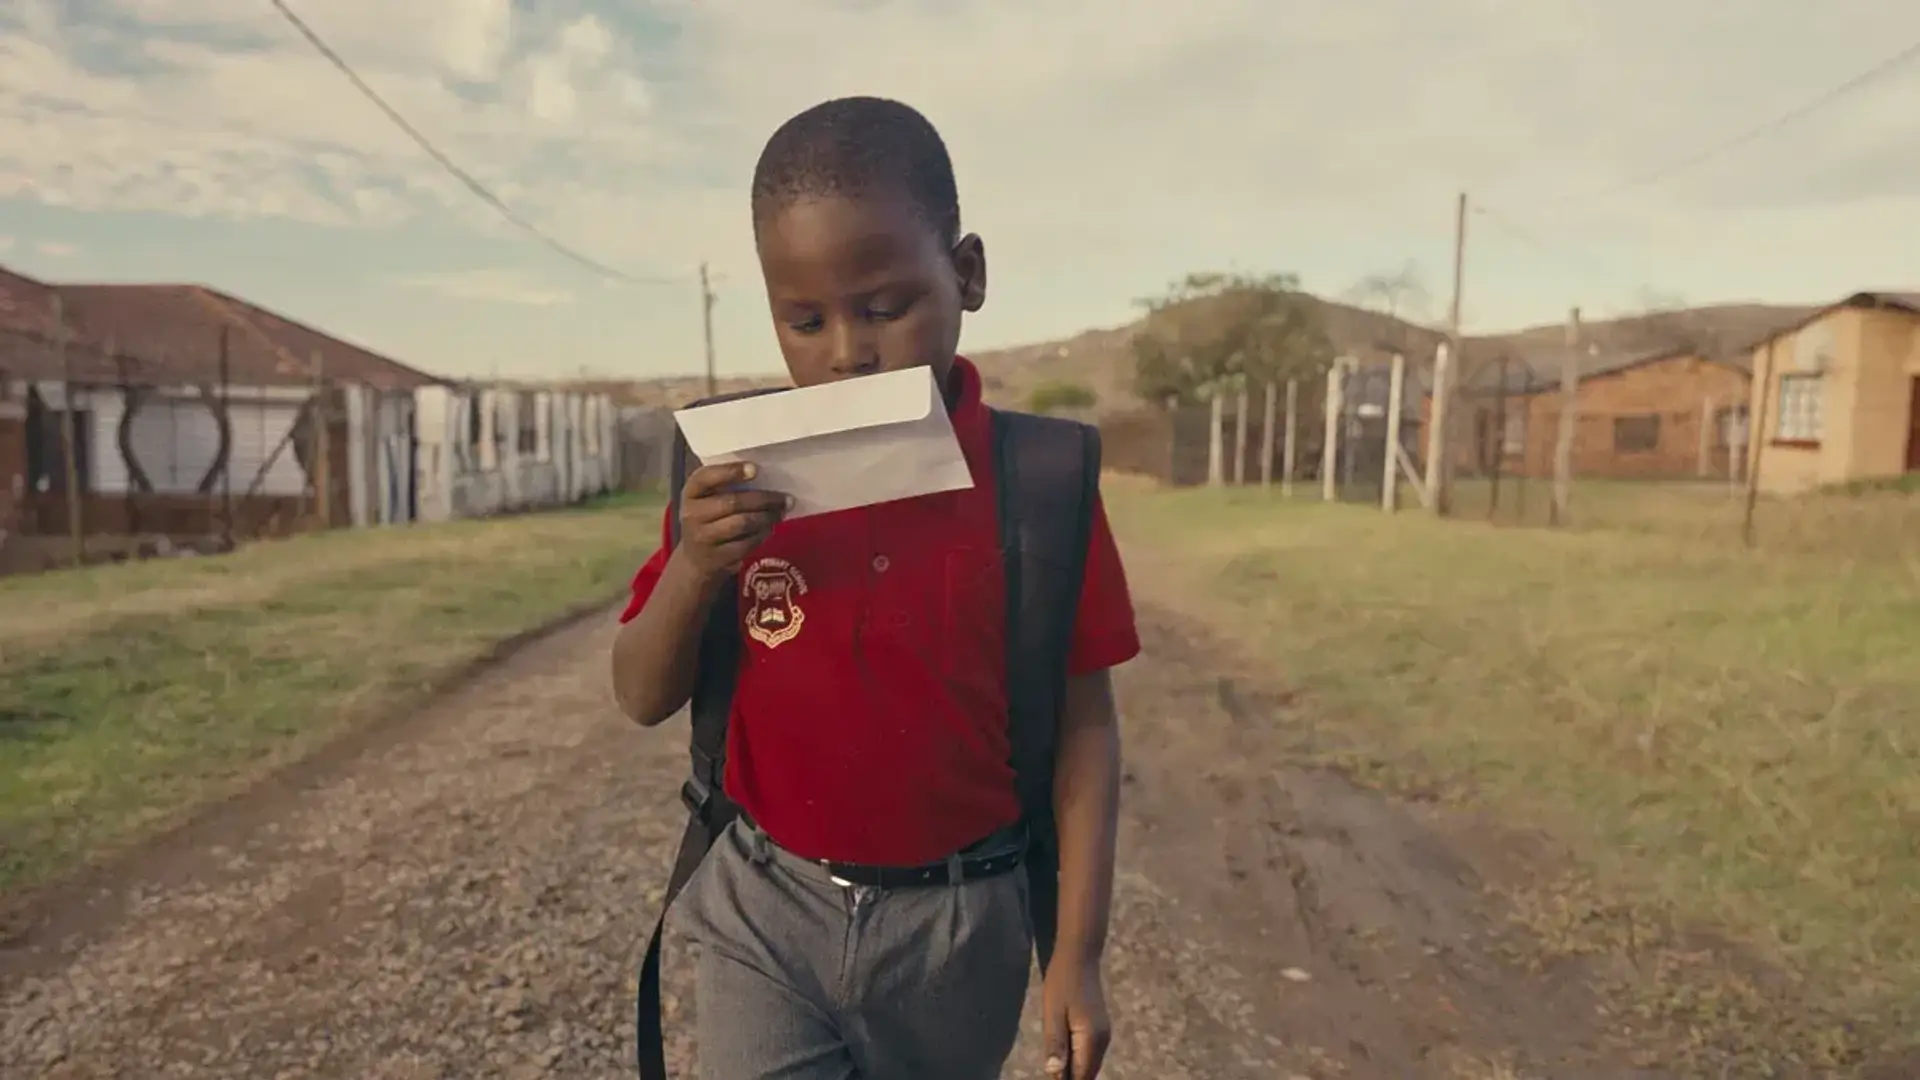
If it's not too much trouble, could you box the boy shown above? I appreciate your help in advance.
[610,96,1137,1080]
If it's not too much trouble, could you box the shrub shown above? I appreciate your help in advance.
[1028,379,1097,414]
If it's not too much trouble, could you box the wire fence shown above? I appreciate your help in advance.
[1097,349,1773,544]
[3,317,647,578]
[1,325,348,575]
[1439,365,1751,524]
[1099,362,1429,507]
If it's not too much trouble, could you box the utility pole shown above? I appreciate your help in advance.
[700,261,718,398]
[1432,190,1468,516]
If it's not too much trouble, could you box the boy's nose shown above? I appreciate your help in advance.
[829,324,881,376]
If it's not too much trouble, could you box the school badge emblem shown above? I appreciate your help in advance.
[742,557,808,649]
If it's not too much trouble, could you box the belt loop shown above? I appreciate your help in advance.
[947,851,965,887]
[747,823,772,866]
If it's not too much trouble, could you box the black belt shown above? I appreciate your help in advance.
[747,818,1028,890]
[815,846,1026,889]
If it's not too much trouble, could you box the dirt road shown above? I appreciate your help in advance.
[0,576,1655,1079]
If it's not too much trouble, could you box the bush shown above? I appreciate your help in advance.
[1028,379,1097,414]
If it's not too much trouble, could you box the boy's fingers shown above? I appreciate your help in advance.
[685,490,789,525]
[710,529,775,566]
[1070,1029,1107,1080]
[1042,1014,1068,1077]
[682,461,756,499]
[703,511,781,546]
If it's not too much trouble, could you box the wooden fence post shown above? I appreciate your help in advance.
[217,331,233,548]
[311,351,331,528]
[1322,361,1343,503]
[1281,378,1298,498]
[1742,343,1774,547]
[1232,387,1249,485]
[1260,381,1277,488]
[1698,396,1714,478]
[1549,307,1581,526]
[1206,392,1225,487]
[1382,353,1405,512]
[52,296,83,566]
[1422,342,1450,514]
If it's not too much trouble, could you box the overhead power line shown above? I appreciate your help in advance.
[1548,36,1920,206]
[1471,202,1639,288]
[267,0,681,285]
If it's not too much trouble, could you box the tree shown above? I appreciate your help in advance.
[1130,271,1335,407]
[1344,261,1432,323]
[1027,379,1097,414]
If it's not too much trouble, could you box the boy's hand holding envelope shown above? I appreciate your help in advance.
[672,366,975,523]
[676,462,791,578]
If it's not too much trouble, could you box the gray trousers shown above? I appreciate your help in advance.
[672,819,1033,1080]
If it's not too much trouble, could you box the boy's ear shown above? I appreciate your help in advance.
[952,233,986,313]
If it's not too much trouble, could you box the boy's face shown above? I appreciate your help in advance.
[756,194,986,389]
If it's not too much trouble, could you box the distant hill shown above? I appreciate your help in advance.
[595,294,1824,418]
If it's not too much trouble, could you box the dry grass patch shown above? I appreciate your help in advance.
[0,497,658,893]
[1107,480,1920,1071]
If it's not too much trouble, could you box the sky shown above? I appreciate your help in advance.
[2,0,1919,382]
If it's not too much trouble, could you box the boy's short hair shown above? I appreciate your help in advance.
[750,96,962,245]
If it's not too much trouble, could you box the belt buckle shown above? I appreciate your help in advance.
[822,860,855,888]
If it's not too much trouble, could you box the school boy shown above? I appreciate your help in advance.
[610,96,1138,1080]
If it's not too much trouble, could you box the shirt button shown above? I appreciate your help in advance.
[871,554,890,572]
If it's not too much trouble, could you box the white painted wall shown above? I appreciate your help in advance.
[30,382,307,498]
[408,384,619,523]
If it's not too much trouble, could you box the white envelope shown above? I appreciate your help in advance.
[672,365,976,519]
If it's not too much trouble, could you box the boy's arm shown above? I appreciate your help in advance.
[1039,492,1137,1079]
[1051,494,1136,959]
[610,549,726,727]
[610,462,786,727]
[1050,668,1122,963]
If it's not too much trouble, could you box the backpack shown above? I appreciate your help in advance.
[634,388,1102,1080]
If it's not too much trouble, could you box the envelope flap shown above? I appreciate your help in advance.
[673,365,939,457]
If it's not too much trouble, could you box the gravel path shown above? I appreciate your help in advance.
[0,574,1658,1079]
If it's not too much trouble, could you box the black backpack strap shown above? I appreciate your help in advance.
[989,408,1101,976]
[637,387,781,1080]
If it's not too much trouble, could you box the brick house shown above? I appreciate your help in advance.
[1745,290,1920,495]
[1432,346,1753,481]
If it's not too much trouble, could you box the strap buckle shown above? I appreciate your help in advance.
[680,775,712,818]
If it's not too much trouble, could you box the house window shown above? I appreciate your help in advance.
[1775,374,1823,443]
[1613,414,1660,453]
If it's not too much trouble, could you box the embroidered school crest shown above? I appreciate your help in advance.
[742,557,808,648]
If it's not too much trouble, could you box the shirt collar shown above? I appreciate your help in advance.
[945,354,994,475]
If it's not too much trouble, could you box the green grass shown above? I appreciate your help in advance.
[1107,477,1920,1070]
[0,495,660,893]
[1446,475,1920,562]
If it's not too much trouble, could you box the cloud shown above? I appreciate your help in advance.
[3,0,1920,354]
[0,0,670,231]
[391,267,575,306]
[34,240,76,257]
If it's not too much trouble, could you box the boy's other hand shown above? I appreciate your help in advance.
[676,462,790,580]
[1041,958,1111,1080]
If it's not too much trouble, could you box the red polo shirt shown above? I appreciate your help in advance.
[620,356,1139,865]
